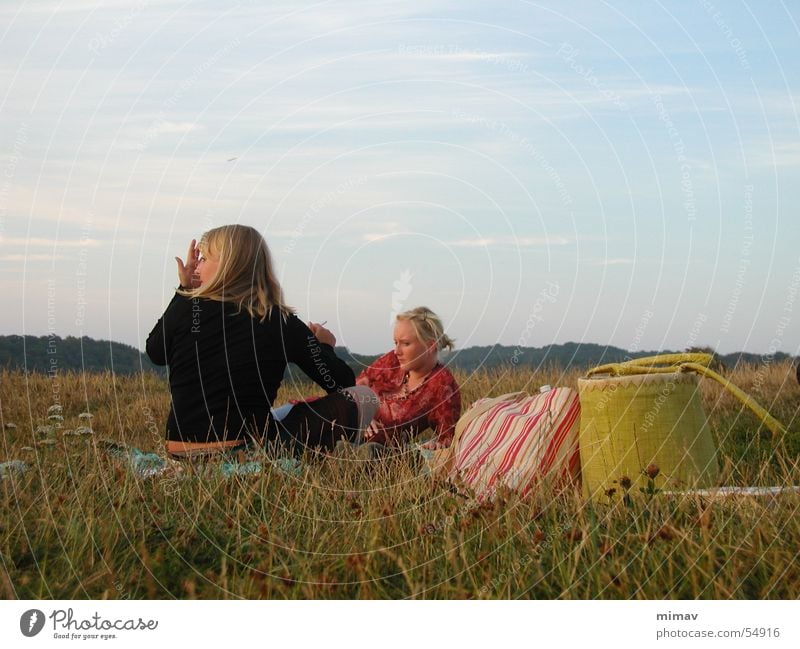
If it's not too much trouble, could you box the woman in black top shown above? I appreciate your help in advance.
[146,224,376,457]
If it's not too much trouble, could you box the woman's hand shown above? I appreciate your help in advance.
[363,423,387,445]
[308,321,336,346]
[175,239,201,289]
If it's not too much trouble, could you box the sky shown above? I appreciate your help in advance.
[1,0,798,356]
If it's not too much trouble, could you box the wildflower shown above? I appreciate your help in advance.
[249,567,266,582]
[645,464,660,480]
[646,524,678,544]
[182,580,197,598]
[313,572,336,589]
[47,405,63,415]
[531,529,546,544]
[345,553,366,569]
[0,460,29,480]
[619,476,632,490]
[78,412,94,420]
[419,522,437,536]
[4,422,17,429]
[695,508,712,529]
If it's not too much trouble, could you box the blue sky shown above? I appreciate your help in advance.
[1,0,798,356]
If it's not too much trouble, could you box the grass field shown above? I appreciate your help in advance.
[1,360,799,599]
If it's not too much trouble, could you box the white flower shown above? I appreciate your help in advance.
[78,412,94,420]
[4,423,17,429]
[47,405,63,415]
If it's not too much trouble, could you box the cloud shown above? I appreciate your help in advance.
[0,237,102,248]
[393,46,537,67]
[590,258,636,266]
[147,121,199,136]
[362,231,414,242]
[751,142,800,168]
[448,235,570,247]
[0,254,67,262]
[0,0,183,15]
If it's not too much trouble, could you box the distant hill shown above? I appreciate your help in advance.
[443,343,793,373]
[0,335,792,377]
[0,335,165,376]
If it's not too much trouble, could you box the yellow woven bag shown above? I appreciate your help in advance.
[577,353,785,501]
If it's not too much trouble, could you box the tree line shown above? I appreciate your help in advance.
[0,335,790,377]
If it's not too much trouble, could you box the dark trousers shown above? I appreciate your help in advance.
[269,391,359,453]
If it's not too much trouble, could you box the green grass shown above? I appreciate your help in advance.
[1,361,798,599]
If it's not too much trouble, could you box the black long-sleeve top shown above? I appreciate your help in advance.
[145,293,355,443]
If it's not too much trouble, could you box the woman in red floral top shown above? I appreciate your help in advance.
[356,307,461,448]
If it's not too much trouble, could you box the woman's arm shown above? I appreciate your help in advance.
[355,367,371,387]
[355,351,397,391]
[145,293,187,366]
[147,240,201,365]
[424,372,462,448]
[284,316,355,392]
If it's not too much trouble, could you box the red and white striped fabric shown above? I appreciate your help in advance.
[449,389,581,500]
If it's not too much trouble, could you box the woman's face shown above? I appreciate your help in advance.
[197,244,220,286]
[393,319,435,373]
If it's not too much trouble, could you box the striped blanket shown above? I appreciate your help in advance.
[440,388,581,500]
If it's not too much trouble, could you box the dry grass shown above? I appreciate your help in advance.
[1,360,798,599]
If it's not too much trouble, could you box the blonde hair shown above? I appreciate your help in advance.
[179,224,292,321]
[396,306,455,352]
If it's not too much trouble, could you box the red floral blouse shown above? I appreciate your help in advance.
[356,351,461,447]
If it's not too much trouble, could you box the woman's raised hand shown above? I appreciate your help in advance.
[308,321,336,347]
[175,239,201,289]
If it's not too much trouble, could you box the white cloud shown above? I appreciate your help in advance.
[590,258,636,266]
[0,237,102,248]
[148,121,199,136]
[0,0,183,15]
[362,232,414,242]
[448,235,570,247]
[750,142,800,168]
[0,254,67,262]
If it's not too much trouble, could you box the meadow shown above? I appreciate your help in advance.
[1,360,798,599]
